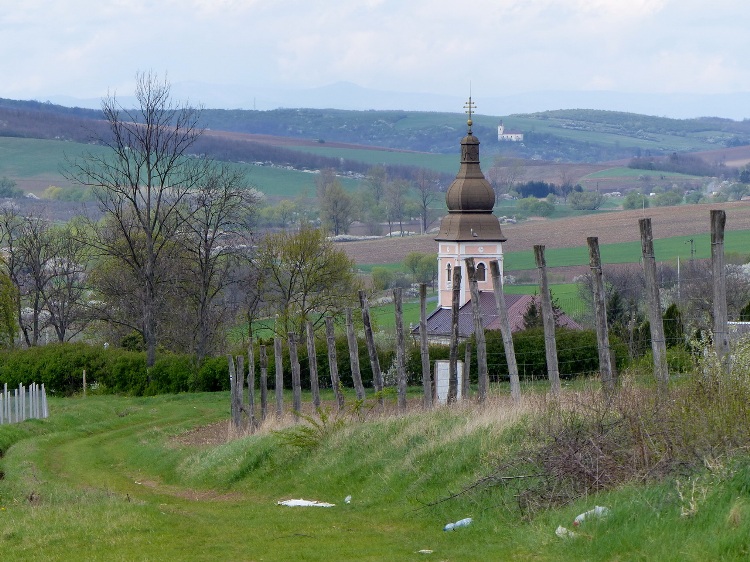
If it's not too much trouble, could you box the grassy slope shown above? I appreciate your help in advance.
[1,391,749,560]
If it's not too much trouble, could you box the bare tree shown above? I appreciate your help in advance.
[0,207,52,345]
[65,72,207,366]
[178,165,261,362]
[414,169,439,234]
[41,220,92,342]
[487,156,526,202]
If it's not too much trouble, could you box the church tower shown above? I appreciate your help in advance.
[435,98,506,307]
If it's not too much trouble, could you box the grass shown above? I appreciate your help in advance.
[503,229,750,271]
[3,371,750,560]
[0,137,357,199]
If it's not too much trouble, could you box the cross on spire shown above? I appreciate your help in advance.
[464,96,476,132]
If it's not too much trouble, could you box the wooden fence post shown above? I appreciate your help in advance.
[448,265,462,404]
[228,355,242,429]
[419,283,433,409]
[345,308,366,400]
[274,337,284,420]
[359,290,383,407]
[394,288,407,412]
[639,218,669,393]
[325,316,345,410]
[588,237,615,395]
[259,345,268,422]
[247,339,256,430]
[83,369,87,397]
[236,355,245,427]
[489,260,521,403]
[462,341,472,400]
[534,245,561,397]
[306,321,321,409]
[288,332,302,420]
[466,257,488,403]
[711,210,730,362]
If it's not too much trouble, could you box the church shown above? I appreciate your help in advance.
[420,99,579,343]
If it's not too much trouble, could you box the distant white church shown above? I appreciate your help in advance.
[497,121,523,142]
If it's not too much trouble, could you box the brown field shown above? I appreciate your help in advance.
[340,201,750,266]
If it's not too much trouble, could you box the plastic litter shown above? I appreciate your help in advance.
[277,499,335,507]
[417,549,434,554]
[555,525,577,539]
[573,505,610,526]
[443,517,472,531]
[344,495,352,504]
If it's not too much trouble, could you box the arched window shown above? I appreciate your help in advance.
[446,263,452,282]
[476,262,486,282]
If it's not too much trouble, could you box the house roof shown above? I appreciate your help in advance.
[417,291,581,339]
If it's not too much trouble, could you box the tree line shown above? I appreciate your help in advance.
[0,73,362,368]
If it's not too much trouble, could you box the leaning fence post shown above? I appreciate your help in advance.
[489,260,521,403]
[345,308,366,400]
[393,288,407,412]
[711,210,730,363]
[588,237,615,395]
[462,341,472,400]
[288,332,302,420]
[306,321,321,409]
[274,337,284,420]
[325,316,345,410]
[466,257,488,403]
[259,345,269,422]
[639,218,669,393]
[247,339,256,430]
[359,290,383,407]
[419,283,433,409]
[534,245,561,397]
[448,265,462,404]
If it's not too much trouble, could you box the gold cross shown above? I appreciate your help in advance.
[464,97,476,120]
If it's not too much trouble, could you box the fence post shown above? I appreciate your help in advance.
[711,210,730,362]
[274,337,284,420]
[247,339,256,430]
[448,265,462,404]
[306,321,321,409]
[227,355,241,429]
[83,369,87,397]
[259,345,268,422]
[288,332,302,420]
[639,218,669,393]
[236,355,245,427]
[462,341,472,400]
[466,258,488,402]
[419,283,433,409]
[491,260,520,403]
[325,316,345,410]
[345,308,366,400]
[394,288,407,412]
[588,237,615,395]
[359,290,383,407]
[534,245,561,397]
[41,383,48,419]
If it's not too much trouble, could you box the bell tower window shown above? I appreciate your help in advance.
[476,262,486,282]
[446,263,452,282]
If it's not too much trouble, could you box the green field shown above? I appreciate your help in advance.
[582,166,700,180]
[3,382,750,560]
[284,145,457,175]
[0,137,357,199]
[503,230,750,271]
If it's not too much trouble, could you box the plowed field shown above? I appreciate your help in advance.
[340,201,750,266]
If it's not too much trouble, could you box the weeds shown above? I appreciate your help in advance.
[462,338,750,519]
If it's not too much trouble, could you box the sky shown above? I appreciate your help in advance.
[2,0,750,119]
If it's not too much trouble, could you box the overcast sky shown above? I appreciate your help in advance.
[2,0,749,118]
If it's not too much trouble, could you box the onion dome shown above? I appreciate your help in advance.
[436,98,505,242]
